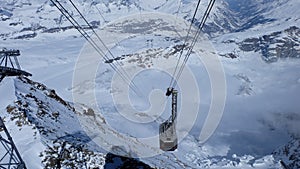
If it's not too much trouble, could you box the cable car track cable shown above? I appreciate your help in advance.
[169,0,202,88]
[50,0,141,95]
[171,0,216,89]
[68,0,142,94]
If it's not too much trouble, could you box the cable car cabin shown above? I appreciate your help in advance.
[159,120,178,151]
[159,89,178,151]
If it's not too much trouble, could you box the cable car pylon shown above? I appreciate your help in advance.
[159,88,178,151]
[0,117,27,169]
[0,48,32,82]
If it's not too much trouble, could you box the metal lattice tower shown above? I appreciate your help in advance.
[0,117,26,169]
[0,49,31,82]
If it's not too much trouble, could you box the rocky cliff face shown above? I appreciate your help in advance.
[239,26,300,62]
[273,138,300,169]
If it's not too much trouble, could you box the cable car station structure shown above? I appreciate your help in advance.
[0,49,32,82]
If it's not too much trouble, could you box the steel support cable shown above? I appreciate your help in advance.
[172,0,216,88]
[50,0,141,95]
[52,0,140,95]
[51,1,105,56]
[169,0,202,87]
[68,0,142,95]
[175,0,215,81]
[52,1,123,81]
[51,0,113,64]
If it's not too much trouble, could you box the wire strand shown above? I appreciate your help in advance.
[68,0,142,95]
[50,0,141,95]
[169,0,202,88]
[172,0,216,89]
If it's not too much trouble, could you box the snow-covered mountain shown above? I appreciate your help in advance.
[5,76,157,168]
[1,0,299,37]
[1,0,300,168]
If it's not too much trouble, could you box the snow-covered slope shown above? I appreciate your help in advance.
[1,0,300,168]
[207,0,300,34]
[3,76,106,168]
